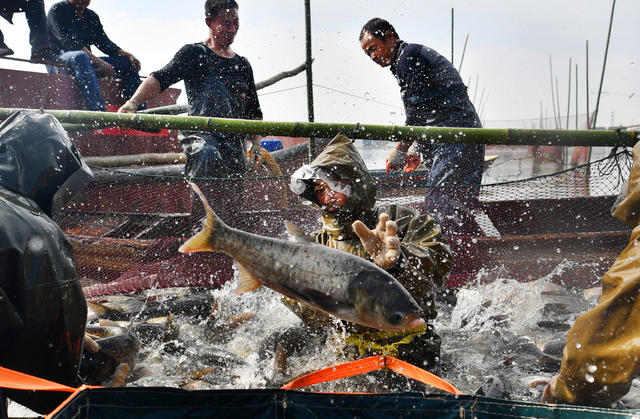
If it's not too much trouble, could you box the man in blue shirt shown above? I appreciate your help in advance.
[360,18,485,235]
[46,0,142,111]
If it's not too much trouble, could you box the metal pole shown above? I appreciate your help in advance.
[451,8,454,64]
[586,40,591,129]
[549,55,559,129]
[592,0,617,129]
[473,74,479,103]
[480,92,489,123]
[304,0,315,162]
[575,64,579,129]
[458,34,469,72]
[539,101,543,130]
[566,57,572,129]
[555,77,562,129]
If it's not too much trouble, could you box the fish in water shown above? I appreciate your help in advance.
[178,182,424,331]
[80,329,141,386]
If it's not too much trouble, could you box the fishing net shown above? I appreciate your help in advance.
[54,141,633,298]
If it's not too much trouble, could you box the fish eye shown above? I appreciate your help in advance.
[390,312,404,325]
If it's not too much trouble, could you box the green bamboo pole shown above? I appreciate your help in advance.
[1,107,638,147]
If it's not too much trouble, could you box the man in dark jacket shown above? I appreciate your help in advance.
[360,18,485,235]
[285,134,453,375]
[0,0,55,61]
[46,0,142,111]
[0,110,93,415]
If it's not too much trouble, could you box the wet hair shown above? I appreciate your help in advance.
[359,18,399,41]
[205,0,238,18]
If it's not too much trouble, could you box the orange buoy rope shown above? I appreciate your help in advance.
[281,355,462,395]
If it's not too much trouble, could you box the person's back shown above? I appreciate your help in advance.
[0,110,92,415]
[392,42,480,129]
[360,18,485,235]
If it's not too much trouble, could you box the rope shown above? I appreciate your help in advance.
[344,324,427,357]
[595,143,633,189]
[481,150,629,187]
[280,354,462,394]
[87,149,630,189]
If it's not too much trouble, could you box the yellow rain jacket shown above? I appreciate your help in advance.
[549,141,640,406]
[285,134,453,333]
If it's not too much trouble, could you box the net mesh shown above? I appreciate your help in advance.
[55,142,633,298]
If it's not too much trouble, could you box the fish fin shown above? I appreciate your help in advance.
[87,301,118,318]
[284,221,315,244]
[233,263,263,294]
[300,288,356,318]
[179,182,223,253]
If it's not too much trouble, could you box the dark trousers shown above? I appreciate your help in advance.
[0,0,49,52]
[425,187,482,236]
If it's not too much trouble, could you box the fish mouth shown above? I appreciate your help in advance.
[406,317,425,329]
[379,316,425,331]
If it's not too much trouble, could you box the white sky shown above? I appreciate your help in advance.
[1,0,638,129]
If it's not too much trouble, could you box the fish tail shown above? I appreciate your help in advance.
[178,182,224,253]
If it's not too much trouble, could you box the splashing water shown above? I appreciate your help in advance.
[123,262,591,398]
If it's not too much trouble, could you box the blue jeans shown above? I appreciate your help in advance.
[47,51,141,111]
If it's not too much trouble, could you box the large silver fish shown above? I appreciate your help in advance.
[178,182,424,331]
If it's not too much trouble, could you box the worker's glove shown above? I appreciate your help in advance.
[385,142,421,173]
[118,99,139,114]
[246,138,264,170]
[352,213,401,269]
[404,142,421,172]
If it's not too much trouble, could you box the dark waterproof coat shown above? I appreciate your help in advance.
[549,141,640,406]
[0,111,92,414]
[285,134,453,330]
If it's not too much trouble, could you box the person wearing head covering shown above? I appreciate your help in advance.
[286,134,454,370]
[0,111,93,415]
[542,141,640,407]
[359,17,485,235]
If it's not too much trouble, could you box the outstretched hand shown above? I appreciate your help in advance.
[352,213,400,269]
